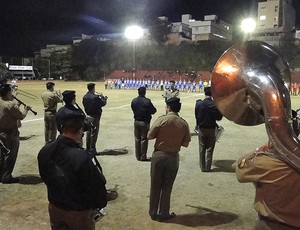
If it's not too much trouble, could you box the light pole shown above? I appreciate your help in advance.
[241,18,256,41]
[40,58,51,80]
[48,59,50,80]
[125,25,143,79]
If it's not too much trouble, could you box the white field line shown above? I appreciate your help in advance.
[22,93,203,122]
[22,118,44,123]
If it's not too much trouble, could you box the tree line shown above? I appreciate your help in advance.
[1,37,300,81]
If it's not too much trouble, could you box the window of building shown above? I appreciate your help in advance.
[274,25,278,28]
[274,17,277,22]
[260,15,266,20]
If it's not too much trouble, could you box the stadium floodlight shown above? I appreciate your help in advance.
[124,25,143,78]
[241,18,256,34]
[124,25,144,40]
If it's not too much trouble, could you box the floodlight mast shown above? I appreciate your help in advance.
[124,25,144,78]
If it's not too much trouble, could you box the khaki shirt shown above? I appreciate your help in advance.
[235,147,300,228]
[41,90,63,111]
[0,98,27,131]
[162,89,180,101]
[148,112,191,153]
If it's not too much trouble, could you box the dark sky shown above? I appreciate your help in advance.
[0,0,299,57]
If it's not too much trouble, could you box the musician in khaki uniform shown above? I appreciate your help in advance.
[234,143,300,229]
[41,82,63,144]
[0,84,31,183]
[148,97,191,221]
[233,112,300,230]
[162,80,179,102]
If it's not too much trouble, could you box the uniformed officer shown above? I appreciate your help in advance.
[41,82,63,144]
[232,111,300,229]
[38,108,107,230]
[131,86,156,161]
[148,97,191,221]
[56,90,85,134]
[234,141,300,229]
[195,86,223,172]
[82,83,107,155]
[162,80,179,102]
[0,84,31,183]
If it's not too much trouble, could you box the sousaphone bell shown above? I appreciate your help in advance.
[211,40,300,172]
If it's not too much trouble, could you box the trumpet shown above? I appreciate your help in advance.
[12,96,37,115]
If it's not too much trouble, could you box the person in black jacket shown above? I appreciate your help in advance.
[38,109,107,230]
[195,86,223,172]
[131,86,157,161]
[56,90,86,133]
[83,83,107,154]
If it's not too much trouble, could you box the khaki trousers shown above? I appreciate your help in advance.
[149,151,179,217]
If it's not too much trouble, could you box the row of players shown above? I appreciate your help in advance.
[104,78,211,92]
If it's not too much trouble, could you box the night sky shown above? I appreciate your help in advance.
[0,0,299,57]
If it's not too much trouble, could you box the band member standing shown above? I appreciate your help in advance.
[38,110,107,230]
[148,97,191,221]
[131,86,156,161]
[41,82,63,144]
[232,111,300,229]
[162,80,179,102]
[0,84,31,183]
[82,83,107,155]
[56,90,85,133]
[195,86,223,172]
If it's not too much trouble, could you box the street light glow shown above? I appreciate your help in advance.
[241,18,256,33]
[124,25,144,40]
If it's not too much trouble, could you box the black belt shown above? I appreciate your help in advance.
[259,215,297,229]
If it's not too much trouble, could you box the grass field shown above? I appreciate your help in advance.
[1,80,300,230]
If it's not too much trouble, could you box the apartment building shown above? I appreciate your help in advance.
[38,44,72,58]
[181,14,232,42]
[253,0,295,46]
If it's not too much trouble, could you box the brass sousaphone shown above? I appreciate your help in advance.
[211,40,300,171]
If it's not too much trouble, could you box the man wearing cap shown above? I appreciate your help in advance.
[0,84,31,183]
[56,90,86,133]
[148,97,191,221]
[38,109,107,229]
[131,86,157,161]
[82,83,107,154]
[195,86,223,172]
[162,80,179,102]
[41,82,63,144]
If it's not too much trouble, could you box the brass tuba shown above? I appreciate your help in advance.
[211,40,300,171]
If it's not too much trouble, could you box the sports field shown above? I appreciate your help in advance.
[1,80,299,230]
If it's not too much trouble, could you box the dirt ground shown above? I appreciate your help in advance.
[2,80,296,230]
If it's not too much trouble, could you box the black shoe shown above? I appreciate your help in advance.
[202,169,212,172]
[106,189,118,201]
[150,215,157,221]
[158,212,176,222]
[2,177,21,184]
[140,157,151,162]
